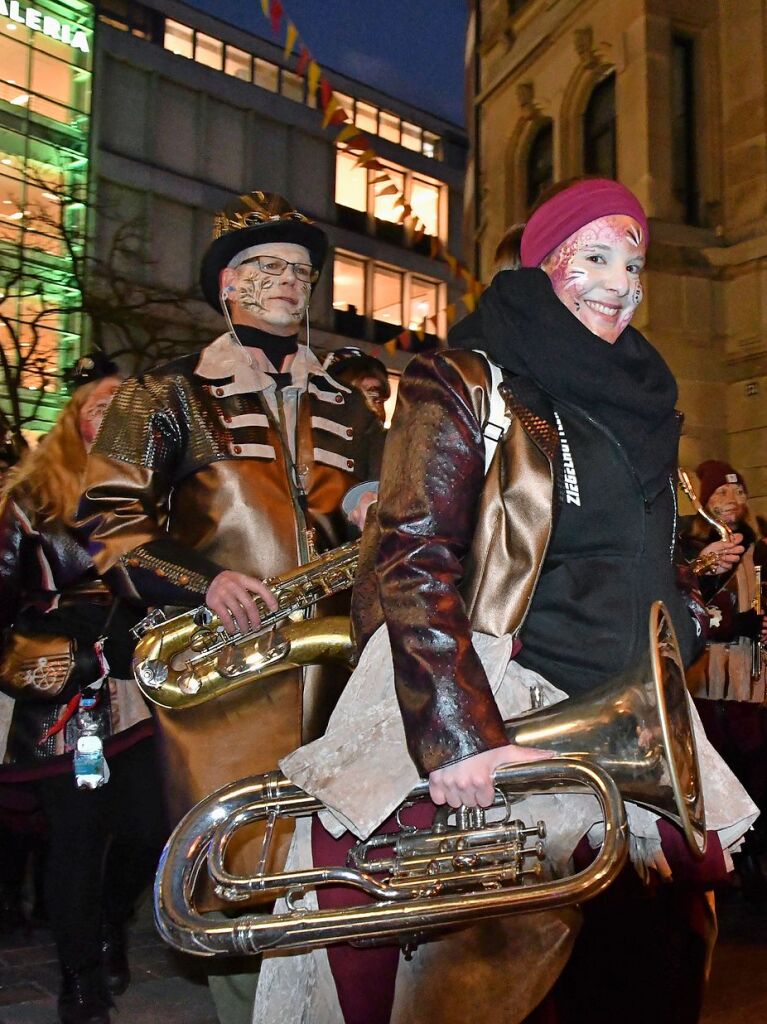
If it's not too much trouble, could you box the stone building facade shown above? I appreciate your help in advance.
[467,0,767,516]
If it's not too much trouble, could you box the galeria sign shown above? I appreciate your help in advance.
[0,1,90,53]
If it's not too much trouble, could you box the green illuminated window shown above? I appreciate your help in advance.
[0,1,93,430]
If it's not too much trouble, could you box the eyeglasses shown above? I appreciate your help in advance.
[240,255,319,284]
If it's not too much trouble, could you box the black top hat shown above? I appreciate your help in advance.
[200,190,329,311]
[64,351,119,390]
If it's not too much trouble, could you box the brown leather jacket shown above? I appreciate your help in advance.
[76,335,385,828]
[353,349,558,776]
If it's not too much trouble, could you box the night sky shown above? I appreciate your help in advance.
[185,0,469,126]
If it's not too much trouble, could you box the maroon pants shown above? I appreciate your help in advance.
[312,814,724,1024]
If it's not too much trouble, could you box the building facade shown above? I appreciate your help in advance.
[92,0,467,375]
[468,0,767,517]
[0,0,467,435]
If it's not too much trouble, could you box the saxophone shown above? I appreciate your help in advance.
[132,541,359,709]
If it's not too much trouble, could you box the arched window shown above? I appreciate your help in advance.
[526,121,553,209]
[583,75,616,178]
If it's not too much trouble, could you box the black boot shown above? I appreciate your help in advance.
[102,923,130,996]
[0,882,27,933]
[58,964,112,1024]
[736,851,767,909]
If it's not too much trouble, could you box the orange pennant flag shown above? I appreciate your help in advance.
[283,22,298,60]
[321,95,339,129]
[384,338,398,354]
[335,123,359,145]
[444,252,458,274]
[354,149,379,168]
[376,184,399,197]
[307,61,321,98]
[260,0,269,15]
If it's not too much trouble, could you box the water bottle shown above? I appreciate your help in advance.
[73,694,110,789]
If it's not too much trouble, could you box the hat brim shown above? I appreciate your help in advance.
[200,220,329,311]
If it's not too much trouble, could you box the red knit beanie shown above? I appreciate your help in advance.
[520,179,649,268]
[696,460,747,508]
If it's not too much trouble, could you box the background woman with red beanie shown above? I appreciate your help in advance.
[680,460,767,902]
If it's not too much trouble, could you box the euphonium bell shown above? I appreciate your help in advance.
[153,601,705,959]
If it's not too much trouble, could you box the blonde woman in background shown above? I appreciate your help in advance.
[0,366,166,1024]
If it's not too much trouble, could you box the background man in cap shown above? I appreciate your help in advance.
[680,460,767,904]
[77,191,384,1023]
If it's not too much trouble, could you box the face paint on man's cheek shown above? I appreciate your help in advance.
[236,271,271,313]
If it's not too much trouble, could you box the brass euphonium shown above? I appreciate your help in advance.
[132,541,359,709]
[154,602,706,958]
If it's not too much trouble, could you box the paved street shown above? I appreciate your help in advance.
[0,888,765,1023]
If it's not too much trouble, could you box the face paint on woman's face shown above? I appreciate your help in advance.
[542,215,646,344]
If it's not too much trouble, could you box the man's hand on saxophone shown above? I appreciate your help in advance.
[205,571,279,635]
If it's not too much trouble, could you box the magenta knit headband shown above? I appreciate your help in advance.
[520,179,649,268]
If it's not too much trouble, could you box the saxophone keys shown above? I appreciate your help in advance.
[178,671,202,695]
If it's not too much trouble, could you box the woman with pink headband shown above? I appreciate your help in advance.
[254,179,753,1024]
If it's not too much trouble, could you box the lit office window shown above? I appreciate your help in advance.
[195,32,223,71]
[422,132,440,159]
[333,253,366,314]
[225,46,251,81]
[334,92,354,118]
[410,177,440,237]
[372,266,403,325]
[164,20,193,59]
[335,150,367,211]
[355,101,378,133]
[409,278,438,330]
[401,122,421,152]
[379,111,400,144]
[254,58,279,92]
[30,53,74,124]
[0,163,24,247]
[0,34,30,107]
[281,69,304,103]
[373,167,405,224]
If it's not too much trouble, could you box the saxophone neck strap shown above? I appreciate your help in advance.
[477,353,512,475]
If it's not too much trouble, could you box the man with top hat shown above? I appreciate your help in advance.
[76,191,384,1022]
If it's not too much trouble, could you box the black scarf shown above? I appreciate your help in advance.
[233,324,299,370]
[451,268,679,501]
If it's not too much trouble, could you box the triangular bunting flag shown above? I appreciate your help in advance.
[296,45,310,76]
[270,0,283,33]
[283,22,298,60]
[307,61,321,98]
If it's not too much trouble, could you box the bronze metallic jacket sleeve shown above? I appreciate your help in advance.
[375,352,509,776]
[76,376,222,607]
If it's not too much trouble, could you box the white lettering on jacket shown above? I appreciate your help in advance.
[554,411,581,507]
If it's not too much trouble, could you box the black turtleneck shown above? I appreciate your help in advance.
[232,324,299,370]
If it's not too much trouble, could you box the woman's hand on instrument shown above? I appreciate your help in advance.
[205,571,278,635]
[699,534,744,574]
[428,743,549,809]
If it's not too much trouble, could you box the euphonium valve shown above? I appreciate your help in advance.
[154,602,706,958]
